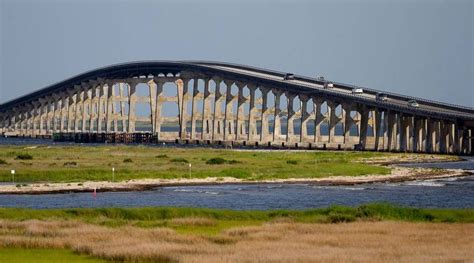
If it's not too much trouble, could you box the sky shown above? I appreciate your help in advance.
[1,0,473,107]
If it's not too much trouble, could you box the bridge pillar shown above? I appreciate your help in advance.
[374,108,382,151]
[313,98,323,145]
[406,116,414,152]
[260,87,271,143]
[286,93,296,143]
[272,90,282,143]
[201,78,213,140]
[67,89,77,133]
[299,96,310,144]
[342,103,352,148]
[97,83,107,133]
[127,81,138,133]
[470,128,474,155]
[190,78,199,140]
[359,105,369,150]
[247,84,257,142]
[89,84,99,133]
[223,80,233,141]
[154,80,165,139]
[105,83,114,133]
[178,78,190,140]
[236,82,247,141]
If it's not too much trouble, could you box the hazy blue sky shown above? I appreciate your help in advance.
[1,0,473,106]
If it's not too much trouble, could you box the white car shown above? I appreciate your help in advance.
[352,87,364,94]
[324,82,334,89]
[408,100,419,108]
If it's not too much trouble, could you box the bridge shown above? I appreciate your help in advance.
[0,61,473,155]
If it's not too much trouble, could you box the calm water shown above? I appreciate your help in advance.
[0,137,473,209]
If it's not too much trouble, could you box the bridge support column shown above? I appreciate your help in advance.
[201,78,213,140]
[313,99,323,145]
[223,80,233,141]
[247,84,257,142]
[374,108,382,151]
[359,106,369,150]
[153,80,164,139]
[272,91,282,142]
[342,104,352,148]
[127,81,138,133]
[300,96,310,144]
[190,78,199,140]
[286,93,295,143]
[89,85,99,133]
[178,78,190,140]
[105,83,113,133]
[236,82,246,141]
[260,88,271,143]
[97,84,106,133]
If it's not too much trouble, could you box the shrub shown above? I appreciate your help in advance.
[156,154,168,159]
[0,159,7,165]
[206,157,226,165]
[16,153,33,160]
[63,161,78,167]
[123,158,133,163]
[286,160,298,165]
[170,158,188,163]
[206,157,241,165]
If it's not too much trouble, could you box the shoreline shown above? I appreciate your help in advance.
[0,166,470,195]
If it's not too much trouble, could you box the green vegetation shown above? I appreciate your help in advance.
[123,158,133,163]
[0,204,472,231]
[170,157,189,163]
[0,145,398,183]
[15,153,33,160]
[206,157,240,165]
[0,159,7,165]
[0,248,106,263]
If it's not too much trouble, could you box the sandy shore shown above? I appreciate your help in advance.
[0,166,470,195]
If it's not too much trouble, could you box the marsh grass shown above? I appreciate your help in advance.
[0,205,472,262]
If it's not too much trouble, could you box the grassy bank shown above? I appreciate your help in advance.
[0,145,398,183]
[0,248,106,263]
[1,204,473,227]
[0,204,473,262]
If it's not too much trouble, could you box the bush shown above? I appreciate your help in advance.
[206,157,226,165]
[286,160,298,165]
[0,159,7,165]
[123,158,133,163]
[16,153,33,160]
[63,161,78,167]
[170,158,188,163]
[206,157,241,165]
[156,154,168,159]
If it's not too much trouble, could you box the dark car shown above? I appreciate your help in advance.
[283,73,295,80]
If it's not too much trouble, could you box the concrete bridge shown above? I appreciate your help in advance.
[0,61,473,154]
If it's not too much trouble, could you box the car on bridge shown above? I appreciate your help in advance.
[352,87,364,94]
[324,82,334,89]
[283,73,295,80]
[408,100,420,108]
[316,76,325,81]
[376,93,388,102]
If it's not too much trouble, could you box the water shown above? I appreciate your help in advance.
[0,174,472,209]
[1,137,473,210]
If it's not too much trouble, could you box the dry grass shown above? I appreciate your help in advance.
[0,219,472,262]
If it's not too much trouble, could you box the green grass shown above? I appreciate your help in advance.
[0,145,397,183]
[0,248,107,263]
[0,204,472,234]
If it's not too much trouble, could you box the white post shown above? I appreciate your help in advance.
[11,170,15,184]
[188,163,192,179]
[112,167,115,182]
